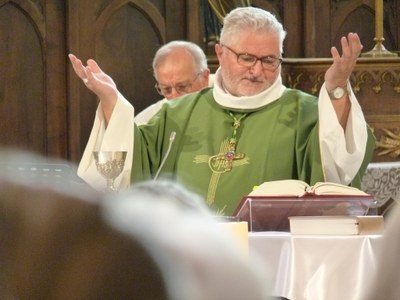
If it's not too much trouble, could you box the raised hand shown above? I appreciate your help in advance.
[69,54,118,124]
[324,32,363,91]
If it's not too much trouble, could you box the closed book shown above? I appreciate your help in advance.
[289,215,384,235]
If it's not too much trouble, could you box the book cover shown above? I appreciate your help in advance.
[289,215,384,235]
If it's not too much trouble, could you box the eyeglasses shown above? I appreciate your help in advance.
[155,73,201,97]
[221,44,282,71]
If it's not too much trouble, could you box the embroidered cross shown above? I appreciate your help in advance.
[211,138,245,172]
[193,138,250,205]
[194,138,249,174]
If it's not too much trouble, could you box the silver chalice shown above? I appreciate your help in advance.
[93,151,127,192]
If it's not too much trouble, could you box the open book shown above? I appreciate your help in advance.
[289,215,384,235]
[249,179,370,197]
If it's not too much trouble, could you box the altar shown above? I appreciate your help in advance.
[248,231,383,300]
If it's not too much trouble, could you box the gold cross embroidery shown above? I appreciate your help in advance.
[193,138,249,205]
[210,138,245,172]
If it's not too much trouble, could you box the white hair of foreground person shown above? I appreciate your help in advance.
[0,149,271,299]
[102,180,272,300]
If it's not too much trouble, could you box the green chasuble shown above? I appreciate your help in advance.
[132,88,375,215]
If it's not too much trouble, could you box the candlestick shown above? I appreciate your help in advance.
[362,0,398,57]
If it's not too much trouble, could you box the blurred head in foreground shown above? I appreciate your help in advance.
[0,150,270,300]
[104,180,270,300]
[0,168,167,299]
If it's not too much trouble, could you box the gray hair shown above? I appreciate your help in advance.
[220,7,287,53]
[152,41,208,76]
[102,180,270,300]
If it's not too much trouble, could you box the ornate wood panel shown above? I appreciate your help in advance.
[196,0,399,58]
[67,0,187,161]
[0,0,67,158]
[1,0,190,162]
[1,0,399,164]
[282,57,400,162]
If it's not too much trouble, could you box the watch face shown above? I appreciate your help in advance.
[329,87,347,99]
[333,87,345,98]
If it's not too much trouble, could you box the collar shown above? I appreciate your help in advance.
[213,68,286,112]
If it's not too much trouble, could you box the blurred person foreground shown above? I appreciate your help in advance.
[0,150,271,300]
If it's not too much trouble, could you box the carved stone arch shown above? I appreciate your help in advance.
[95,0,166,44]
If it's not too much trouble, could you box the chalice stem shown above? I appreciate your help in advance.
[106,178,115,191]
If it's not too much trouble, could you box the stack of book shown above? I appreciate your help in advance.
[234,180,378,232]
[289,215,384,235]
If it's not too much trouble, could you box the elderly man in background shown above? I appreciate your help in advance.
[135,40,210,125]
[70,7,374,215]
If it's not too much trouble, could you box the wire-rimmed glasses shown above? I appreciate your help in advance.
[221,44,282,71]
[154,73,201,97]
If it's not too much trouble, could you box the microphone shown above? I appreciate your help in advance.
[153,131,176,181]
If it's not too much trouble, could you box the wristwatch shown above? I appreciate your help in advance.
[328,86,348,100]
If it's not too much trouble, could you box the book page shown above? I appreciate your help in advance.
[310,182,369,196]
[249,180,370,197]
[249,179,310,197]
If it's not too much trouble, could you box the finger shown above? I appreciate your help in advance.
[68,53,76,62]
[340,36,350,60]
[348,33,363,58]
[84,66,96,83]
[330,46,340,62]
[343,34,361,72]
[84,60,105,86]
[87,59,103,74]
[68,54,88,80]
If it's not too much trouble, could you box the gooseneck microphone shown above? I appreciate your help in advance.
[153,131,176,181]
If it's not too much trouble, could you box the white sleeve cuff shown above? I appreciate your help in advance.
[318,82,368,184]
[77,92,134,190]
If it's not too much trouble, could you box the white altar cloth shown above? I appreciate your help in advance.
[248,232,383,300]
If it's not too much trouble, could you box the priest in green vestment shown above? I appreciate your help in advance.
[70,7,375,216]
